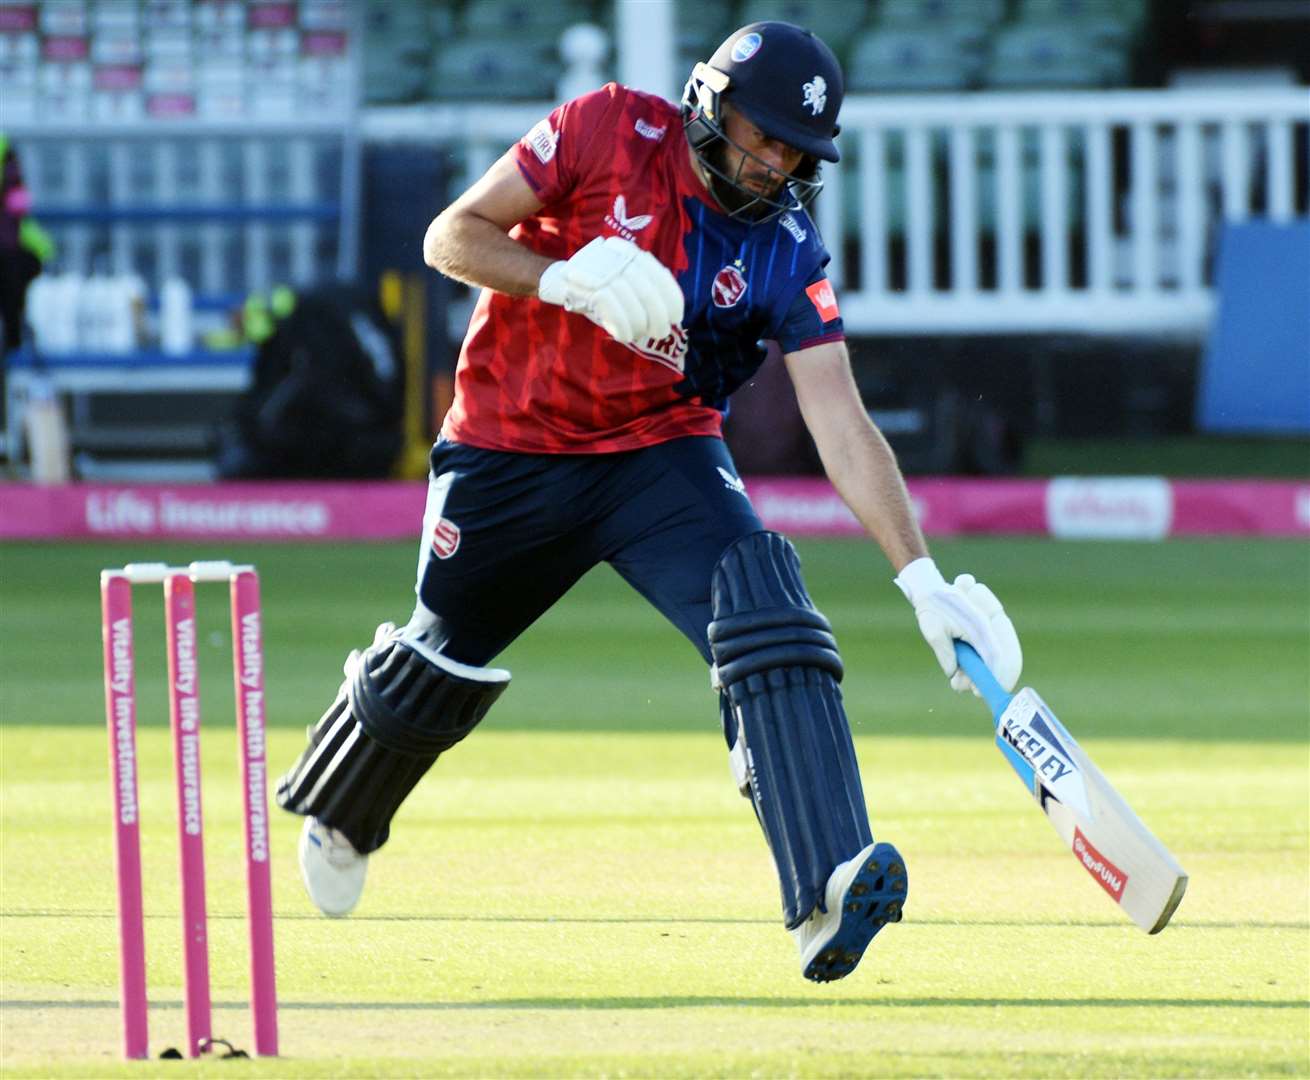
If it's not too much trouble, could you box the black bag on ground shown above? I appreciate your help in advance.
[216,284,404,478]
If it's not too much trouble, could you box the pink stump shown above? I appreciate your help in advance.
[101,572,148,1060]
[230,570,279,1056]
[164,573,212,1058]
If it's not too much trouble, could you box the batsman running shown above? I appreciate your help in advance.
[277,21,1023,982]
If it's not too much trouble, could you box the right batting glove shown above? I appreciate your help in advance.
[894,557,1023,695]
[538,235,684,346]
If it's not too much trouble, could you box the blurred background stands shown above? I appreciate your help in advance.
[2,0,1307,483]
[360,0,1158,107]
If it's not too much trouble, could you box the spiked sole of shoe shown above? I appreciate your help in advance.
[803,841,908,983]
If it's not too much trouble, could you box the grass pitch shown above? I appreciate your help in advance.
[1,538,1307,1078]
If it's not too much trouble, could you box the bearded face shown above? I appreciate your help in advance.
[696,105,820,222]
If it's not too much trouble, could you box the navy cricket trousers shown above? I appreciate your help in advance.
[409,435,765,668]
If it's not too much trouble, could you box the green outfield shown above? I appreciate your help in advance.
[1,538,1307,1078]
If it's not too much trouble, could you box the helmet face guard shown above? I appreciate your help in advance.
[681,23,843,224]
[682,63,822,224]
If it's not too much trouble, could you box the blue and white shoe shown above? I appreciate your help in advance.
[791,841,907,982]
[299,817,368,918]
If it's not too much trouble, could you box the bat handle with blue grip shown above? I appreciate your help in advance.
[953,641,1015,717]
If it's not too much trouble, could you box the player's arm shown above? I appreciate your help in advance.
[423,153,552,296]
[784,339,1022,693]
[423,152,683,344]
[784,339,926,572]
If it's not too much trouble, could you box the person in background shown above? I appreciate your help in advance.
[1,134,54,439]
[0,134,53,355]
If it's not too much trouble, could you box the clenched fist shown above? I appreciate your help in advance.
[538,235,684,346]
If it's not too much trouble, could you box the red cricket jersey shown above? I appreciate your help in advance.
[441,84,726,454]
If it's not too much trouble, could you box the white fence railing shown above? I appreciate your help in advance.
[365,86,1309,338]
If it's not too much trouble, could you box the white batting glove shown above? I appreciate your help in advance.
[894,557,1022,695]
[538,235,684,346]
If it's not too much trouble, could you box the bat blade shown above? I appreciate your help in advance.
[955,643,1188,933]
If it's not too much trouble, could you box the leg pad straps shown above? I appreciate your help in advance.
[276,626,509,854]
[709,532,873,929]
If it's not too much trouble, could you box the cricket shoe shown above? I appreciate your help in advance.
[299,817,368,918]
[791,840,907,982]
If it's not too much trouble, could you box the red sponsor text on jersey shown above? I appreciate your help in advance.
[805,278,839,323]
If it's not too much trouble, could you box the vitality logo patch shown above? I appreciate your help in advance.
[805,278,839,322]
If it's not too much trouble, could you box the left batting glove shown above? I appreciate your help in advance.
[894,557,1022,695]
[537,235,684,346]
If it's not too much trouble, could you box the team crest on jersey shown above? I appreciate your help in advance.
[604,194,654,242]
[624,323,688,373]
[430,517,461,559]
[712,263,748,308]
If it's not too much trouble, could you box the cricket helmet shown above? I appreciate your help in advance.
[681,21,844,221]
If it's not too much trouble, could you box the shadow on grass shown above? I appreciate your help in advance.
[4,909,1307,932]
[8,996,1307,1011]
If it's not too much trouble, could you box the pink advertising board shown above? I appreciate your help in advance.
[0,479,1306,542]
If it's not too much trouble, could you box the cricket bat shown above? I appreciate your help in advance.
[955,642,1188,934]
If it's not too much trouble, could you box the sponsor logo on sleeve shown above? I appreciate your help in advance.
[805,278,839,322]
[604,194,654,241]
[1074,827,1128,902]
[731,32,762,62]
[431,517,461,559]
[780,213,807,244]
[634,118,667,141]
[523,118,558,164]
[712,263,748,308]
[1046,477,1173,540]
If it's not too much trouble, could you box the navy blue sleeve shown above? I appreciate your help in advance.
[771,264,845,354]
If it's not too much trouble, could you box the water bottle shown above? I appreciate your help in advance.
[24,377,71,485]
[104,275,139,353]
[48,273,81,354]
[160,277,194,356]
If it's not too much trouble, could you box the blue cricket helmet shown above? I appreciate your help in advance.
[708,22,843,163]
[682,21,844,220]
